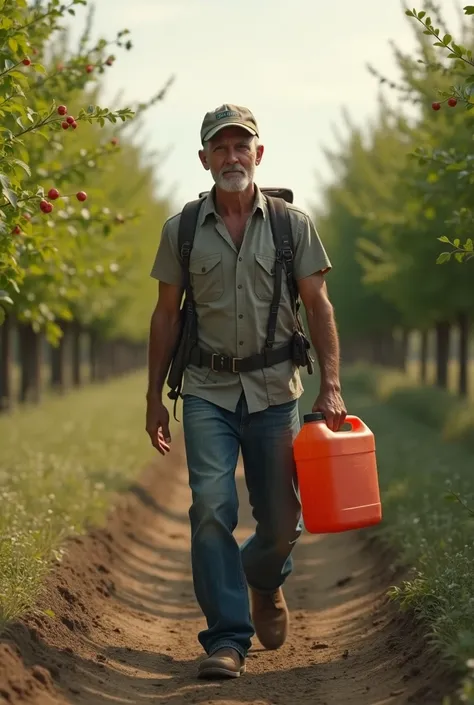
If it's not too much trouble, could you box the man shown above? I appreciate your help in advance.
[146,104,346,680]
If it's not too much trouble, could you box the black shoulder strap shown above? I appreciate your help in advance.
[266,196,298,314]
[177,197,205,296]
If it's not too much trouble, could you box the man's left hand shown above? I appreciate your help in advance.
[312,387,347,432]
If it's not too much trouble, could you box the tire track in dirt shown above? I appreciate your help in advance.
[0,436,456,705]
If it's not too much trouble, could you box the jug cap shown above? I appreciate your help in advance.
[303,412,325,423]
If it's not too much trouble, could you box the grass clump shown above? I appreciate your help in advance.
[344,363,474,448]
[299,367,474,693]
[0,370,162,629]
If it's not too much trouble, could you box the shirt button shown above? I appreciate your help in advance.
[201,267,206,272]
[239,341,244,346]
[238,257,242,262]
[238,314,243,319]
[237,284,242,289]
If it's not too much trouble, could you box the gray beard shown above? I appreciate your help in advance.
[213,166,254,192]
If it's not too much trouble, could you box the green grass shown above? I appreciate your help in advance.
[0,370,175,629]
[405,358,474,400]
[299,366,474,699]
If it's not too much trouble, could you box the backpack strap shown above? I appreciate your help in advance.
[266,196,298,311]
[177,197,206,297]
[166,197,204,420]
[265,196,299,350]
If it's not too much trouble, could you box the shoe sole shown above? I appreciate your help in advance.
[198,664,246,680]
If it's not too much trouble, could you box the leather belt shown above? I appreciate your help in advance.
[188,342,293,374]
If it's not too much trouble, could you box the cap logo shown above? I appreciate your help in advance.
[215,110,240,120]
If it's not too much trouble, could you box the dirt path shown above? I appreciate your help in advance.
[0,436,455,705]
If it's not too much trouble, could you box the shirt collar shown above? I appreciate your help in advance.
[199,184,266,226]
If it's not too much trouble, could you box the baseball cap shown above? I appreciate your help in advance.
[200,104,259,144]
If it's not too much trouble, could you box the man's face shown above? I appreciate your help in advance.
[199,126,264,193]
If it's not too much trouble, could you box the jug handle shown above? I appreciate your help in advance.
[340,415,367,433]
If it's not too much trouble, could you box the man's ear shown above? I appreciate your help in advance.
[255,143,264,166]
[198,148,210,171]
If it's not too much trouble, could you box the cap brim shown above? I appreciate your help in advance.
[202,123,258,142]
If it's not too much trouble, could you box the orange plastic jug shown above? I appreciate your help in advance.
[293,412,382,534]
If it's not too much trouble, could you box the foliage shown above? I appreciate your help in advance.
[0,0,172,342]
[316,2,474,344]
[405,4,474,263]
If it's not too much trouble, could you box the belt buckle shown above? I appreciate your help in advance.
[232,357,242,373]
[211,353,226,372]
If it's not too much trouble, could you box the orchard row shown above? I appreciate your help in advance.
[319,4,474,395]
[0,0,173,410]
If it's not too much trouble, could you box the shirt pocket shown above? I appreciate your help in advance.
[189,252,224,303]
[254,253,276,301]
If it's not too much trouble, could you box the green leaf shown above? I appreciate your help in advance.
[438,235,451,243]
[436,252,452,264]
[11,159,31,176]
[453,238,460,247]
[417,10,426,18]
[464,6,474,15]
[1,186,18,208]
[446,161,468,171]
[454,252,465,263]
[464,238,473,251]
[8,37,18,53]
[0,291,14,305]
[442,34,452,44]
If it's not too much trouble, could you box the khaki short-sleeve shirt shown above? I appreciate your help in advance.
[150,185,331,414]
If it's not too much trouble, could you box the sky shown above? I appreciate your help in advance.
[65,0,463,216]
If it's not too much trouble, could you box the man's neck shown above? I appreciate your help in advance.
[213,182,256,218]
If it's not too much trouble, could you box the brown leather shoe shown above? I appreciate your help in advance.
[250,586,289,650]
[197,647,246,679]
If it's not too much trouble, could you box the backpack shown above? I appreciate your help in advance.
[166,187,313,419]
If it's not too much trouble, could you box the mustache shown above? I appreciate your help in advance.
[221,166,246,175]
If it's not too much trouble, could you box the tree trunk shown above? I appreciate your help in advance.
[420,330,428,384]
[71,320,82,387]
[0,314,13,413]
[458,311,469,398]
[371,333,394,366]
[18,323,42,404]
[105,340,115,378]
[435,321,450,389]
[50,322,68,392]
[89,330,98,382]
[398,329,409,371]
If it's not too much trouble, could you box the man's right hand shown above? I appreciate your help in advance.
[146,395,171,455]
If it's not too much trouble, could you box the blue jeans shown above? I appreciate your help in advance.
[182,393,302,658]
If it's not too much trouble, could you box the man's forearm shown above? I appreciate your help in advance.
[147,307,181,400]
[305,300,341,391]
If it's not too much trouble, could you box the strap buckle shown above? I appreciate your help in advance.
[210,354,242,373]
[282,245,293,262]
[232,357,242,373]
[180,241,191,259]
[211,353,227,372]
